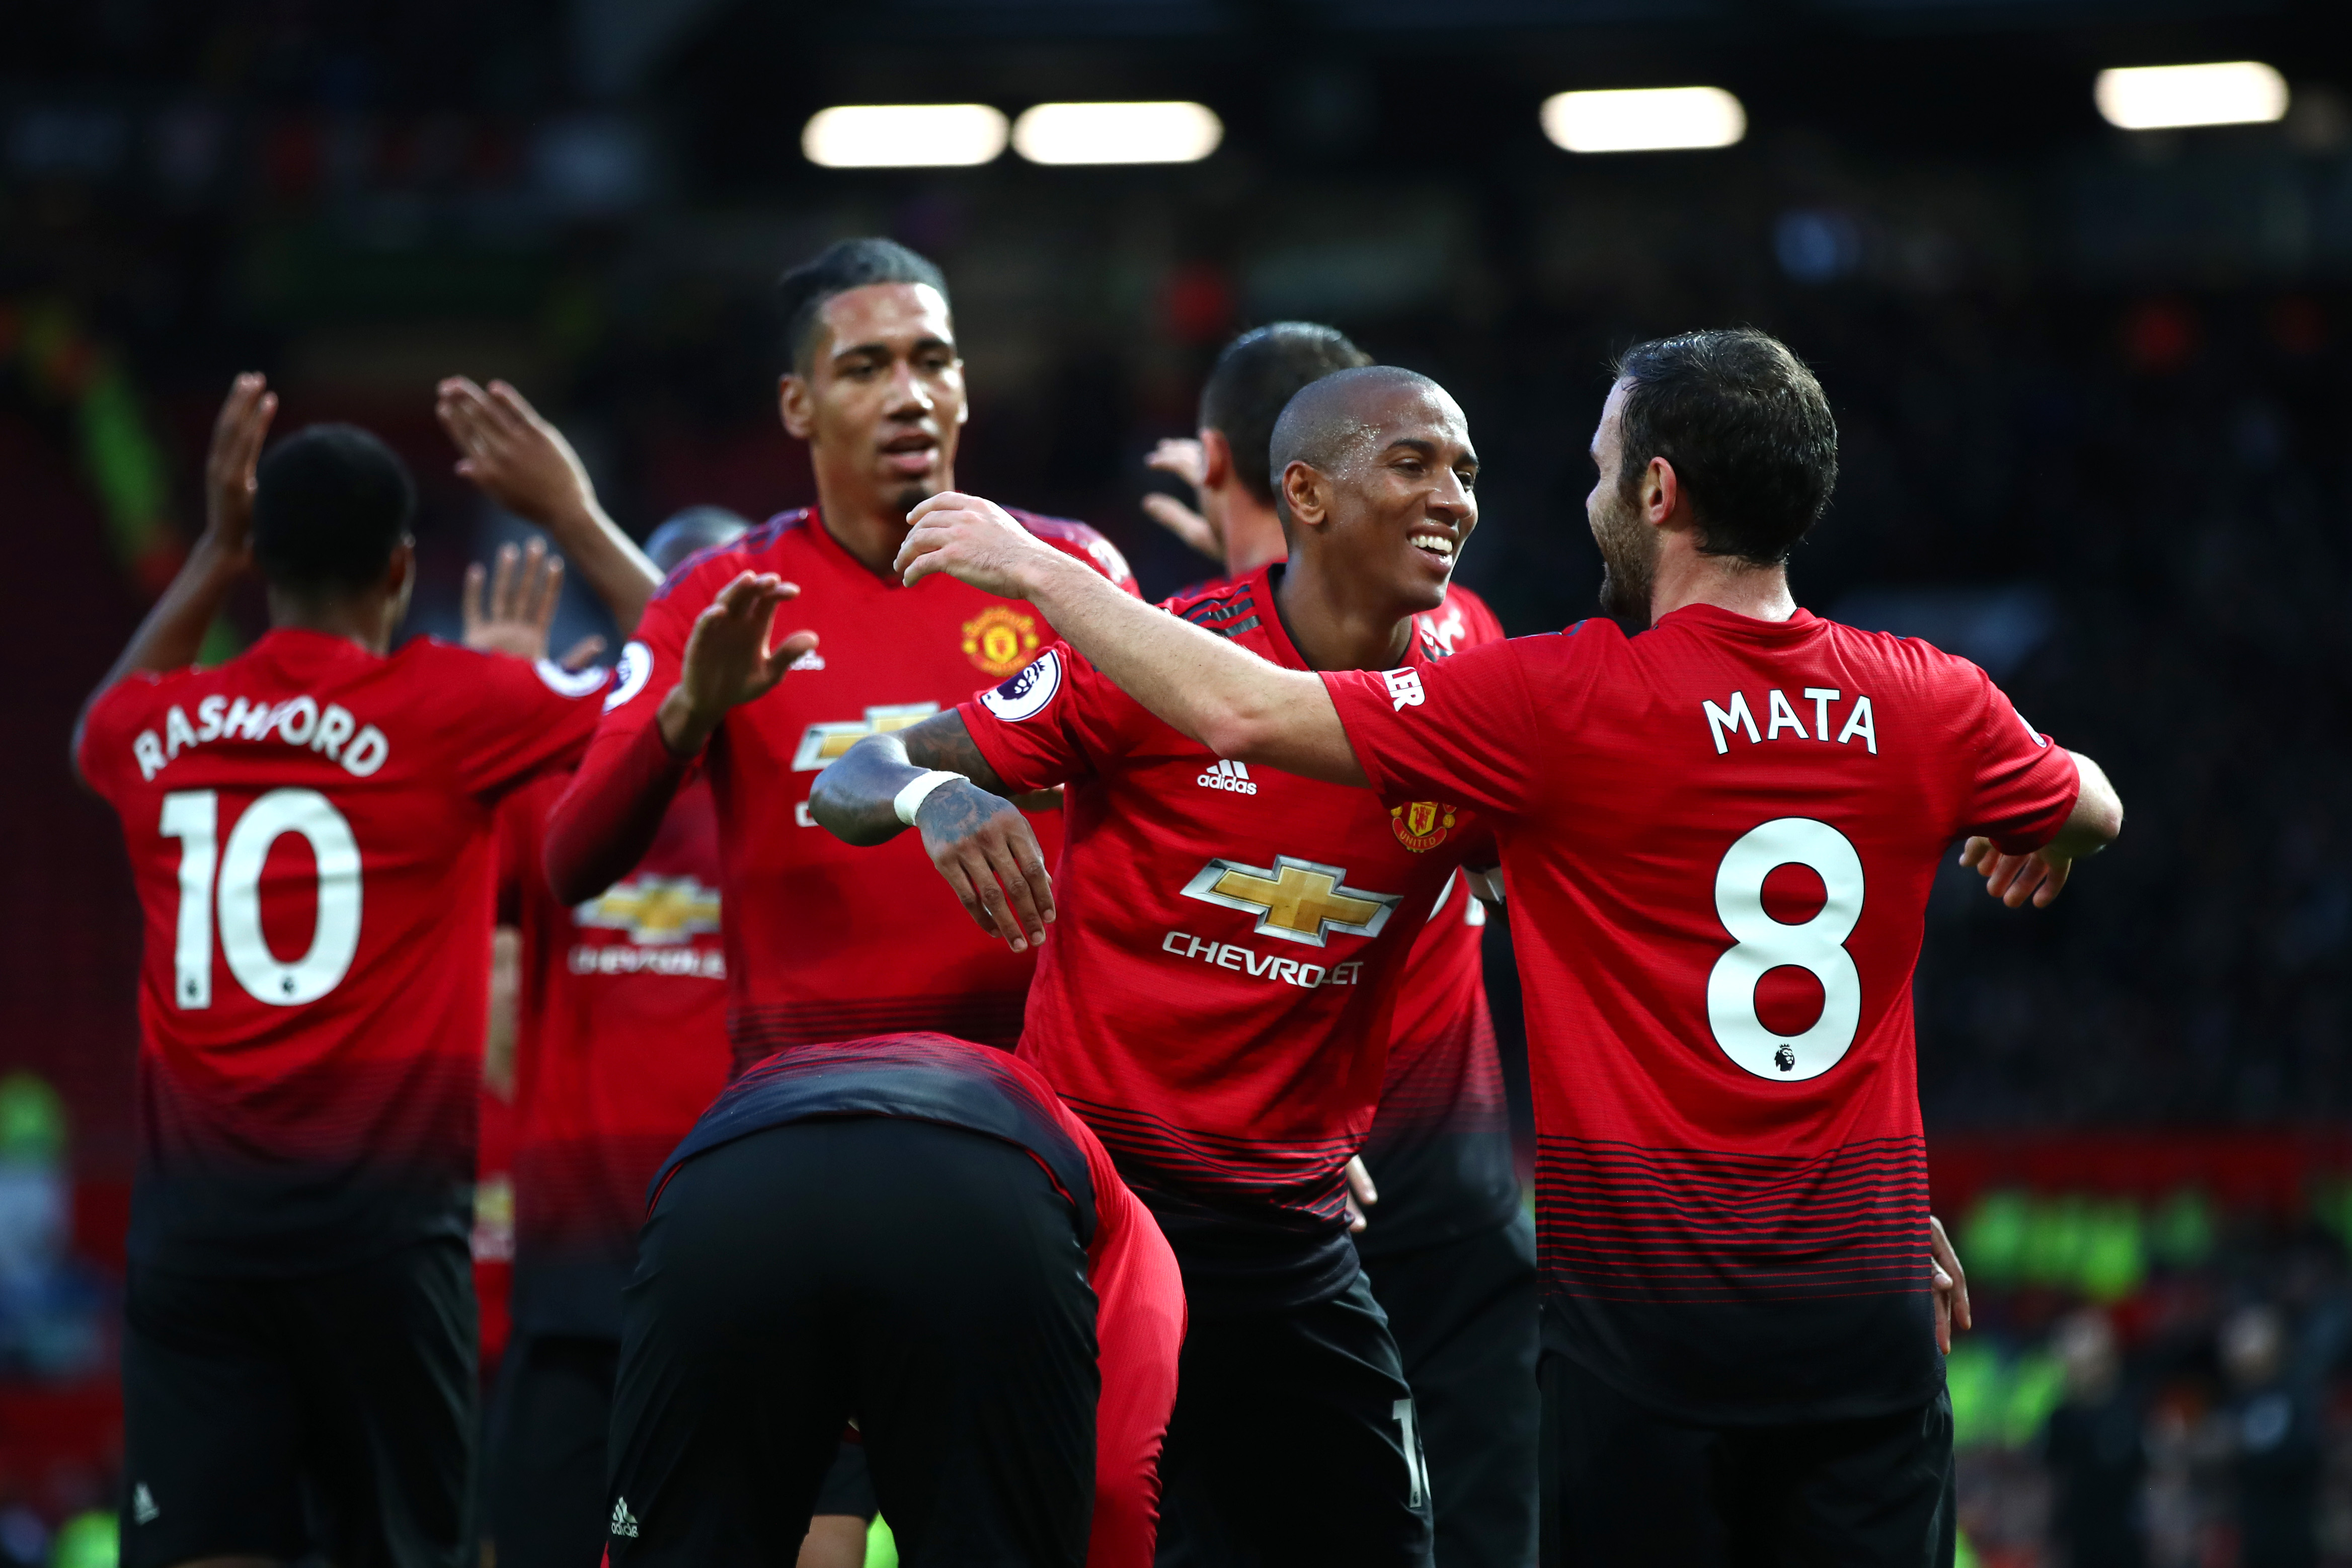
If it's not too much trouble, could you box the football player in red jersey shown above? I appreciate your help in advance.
[71,376,655,1568]
[1145,325,1540,1568]
[812,364,1501,1565]
[889,333,2127,1568]
[542,238,1138,1069]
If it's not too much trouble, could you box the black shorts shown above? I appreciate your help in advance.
[608,1118,1097,1568]
[488,1334,875,1568]
[1359,1212,1540,1568]
[120,1237,476,1568]
[1154,1268,1433,1567]
[1538,1351,1956,1566]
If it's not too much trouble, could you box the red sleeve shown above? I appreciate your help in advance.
[955,643,1142,794]
[1321,637,1553,823]
[541,561,711,904]
[1952,666,2080,853]
[1074,1113,1184,1568]
[493,775,562,926]
[440,647,612,802]
[74,671,175,802]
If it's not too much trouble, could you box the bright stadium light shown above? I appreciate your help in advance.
[2094,62,2288,130]
[1011,102,1224,166]
[801,105,1008,168]
[1540,87,1747,153]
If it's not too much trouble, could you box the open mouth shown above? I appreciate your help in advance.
[1410,532,1457,564]
[881,431,939,474]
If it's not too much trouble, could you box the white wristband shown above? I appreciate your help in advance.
[893,770,964,826]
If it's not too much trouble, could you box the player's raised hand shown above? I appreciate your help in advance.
[1958,837,2074,908]
[897,491,1062,597]
[1143,437,1221,562]
[1929,1214,1970,1355]
[462,539,567,660]
[913,780,1055,953]
[437,377,601,531]
[203,372,278,564]
[657,572,818,756]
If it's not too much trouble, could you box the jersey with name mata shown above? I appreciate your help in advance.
[1321,605,2080,1423]
[960,562,1481,1312]
[77,629,609,1275]
[494,771,732,1339]
[557,507,1137,1071]
[649,1031,1185,1568]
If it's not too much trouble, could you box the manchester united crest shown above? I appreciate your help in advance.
[962,605,1041,678]
[1390,801,1457,853]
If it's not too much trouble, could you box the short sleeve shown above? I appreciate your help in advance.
[444,648,612,802]
[1320,639,1549,824]
[956,642,1140,794]
[1954,669,2079,853]
[74,672,171,804]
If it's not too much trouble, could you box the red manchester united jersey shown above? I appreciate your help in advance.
[1324,605,2080,1421]
[567,506,1136,1069]
[76,629,609,1275]
[961,563,1479,1311]
[496,772,732,1338]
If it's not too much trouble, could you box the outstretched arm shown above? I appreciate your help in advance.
[896,492,1364,785]
[72,373,276,786]
[1959,749,2123,908]
[437,377,660,632]
[811,712,1055,952]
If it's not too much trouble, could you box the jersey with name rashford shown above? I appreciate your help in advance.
[1322,605,2080,1423]
[582,507,1136,1070]
[76,630,610,1275]
[961,563,1479,1312]
[495,772,732,1338]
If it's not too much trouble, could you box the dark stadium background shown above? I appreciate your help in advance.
[7,2,2352,1562]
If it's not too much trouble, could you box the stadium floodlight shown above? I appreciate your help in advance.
[2093,62,2288,131]
[1540,87,1747,154]
[801,105,1009,168]
[1010,102,1224,166]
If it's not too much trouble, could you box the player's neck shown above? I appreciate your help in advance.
[813,484,919,579]
[1648,538,1797,626]
[1270,560,1416,673]
[265,590,394,656]
[1219,494,1288,581]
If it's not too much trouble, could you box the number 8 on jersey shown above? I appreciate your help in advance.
[1706,817,1864,1081]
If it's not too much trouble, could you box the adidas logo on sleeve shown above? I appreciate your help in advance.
[1196,758,1258,796]
[611,1498,641,1538]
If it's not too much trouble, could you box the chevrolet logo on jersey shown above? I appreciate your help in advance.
[574,876,722,946]
[791,703,940,771]
[1181,856,1401,947]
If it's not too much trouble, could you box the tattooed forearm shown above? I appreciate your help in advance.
[809,710,1021,846]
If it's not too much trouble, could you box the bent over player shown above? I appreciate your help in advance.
[73,377,646,1568]
[815,365,1499,1565]
[887,328,2125,1567]
[605,1031,1183,1568]
[541,237,1135,1060]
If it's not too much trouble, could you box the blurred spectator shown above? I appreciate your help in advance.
[2043,1309,2147,1567]
[2221,1305,2322,1568]
[0,1075,104,1382]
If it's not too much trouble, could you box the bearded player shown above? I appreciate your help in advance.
[542,238,1136,1070]
[888,329,2125,1566]
[1145,324,1538,1567]
[813,365,1505,1564]
[71,376,646,1568]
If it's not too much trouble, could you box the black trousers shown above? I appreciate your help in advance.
[1538,1351,1956,1567]
[488,1332,877,1568]
[1360,1212,1540,1568]
[608,1119,1098,1568]
[1154,1268,1433,1567]
[120,1238,476,1568]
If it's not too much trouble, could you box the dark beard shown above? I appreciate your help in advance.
[891,484,932,523]
[1593,497,1658,632]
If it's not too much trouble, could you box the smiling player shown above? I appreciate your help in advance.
[812,365,1493,1565]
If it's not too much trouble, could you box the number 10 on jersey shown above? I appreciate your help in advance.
[1707,817,1864,1082]
[161,789,363,1008]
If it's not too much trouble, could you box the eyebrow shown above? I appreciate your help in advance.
[1385,436,1477,467]
[832,333,958,363]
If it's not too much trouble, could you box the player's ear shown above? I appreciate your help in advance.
[1644,456,1682,530]
[1199,428,1232,490]
[1279,460,1327,529]
[778,373,816,441]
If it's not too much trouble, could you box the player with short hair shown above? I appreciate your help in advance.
[605,1029,1184,1568]
[1145,324,1539,1568]
[541,237,1137,1070]
[812,363,1500,1565]
[883,326,2124,1567]
[73,376,650,1568]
